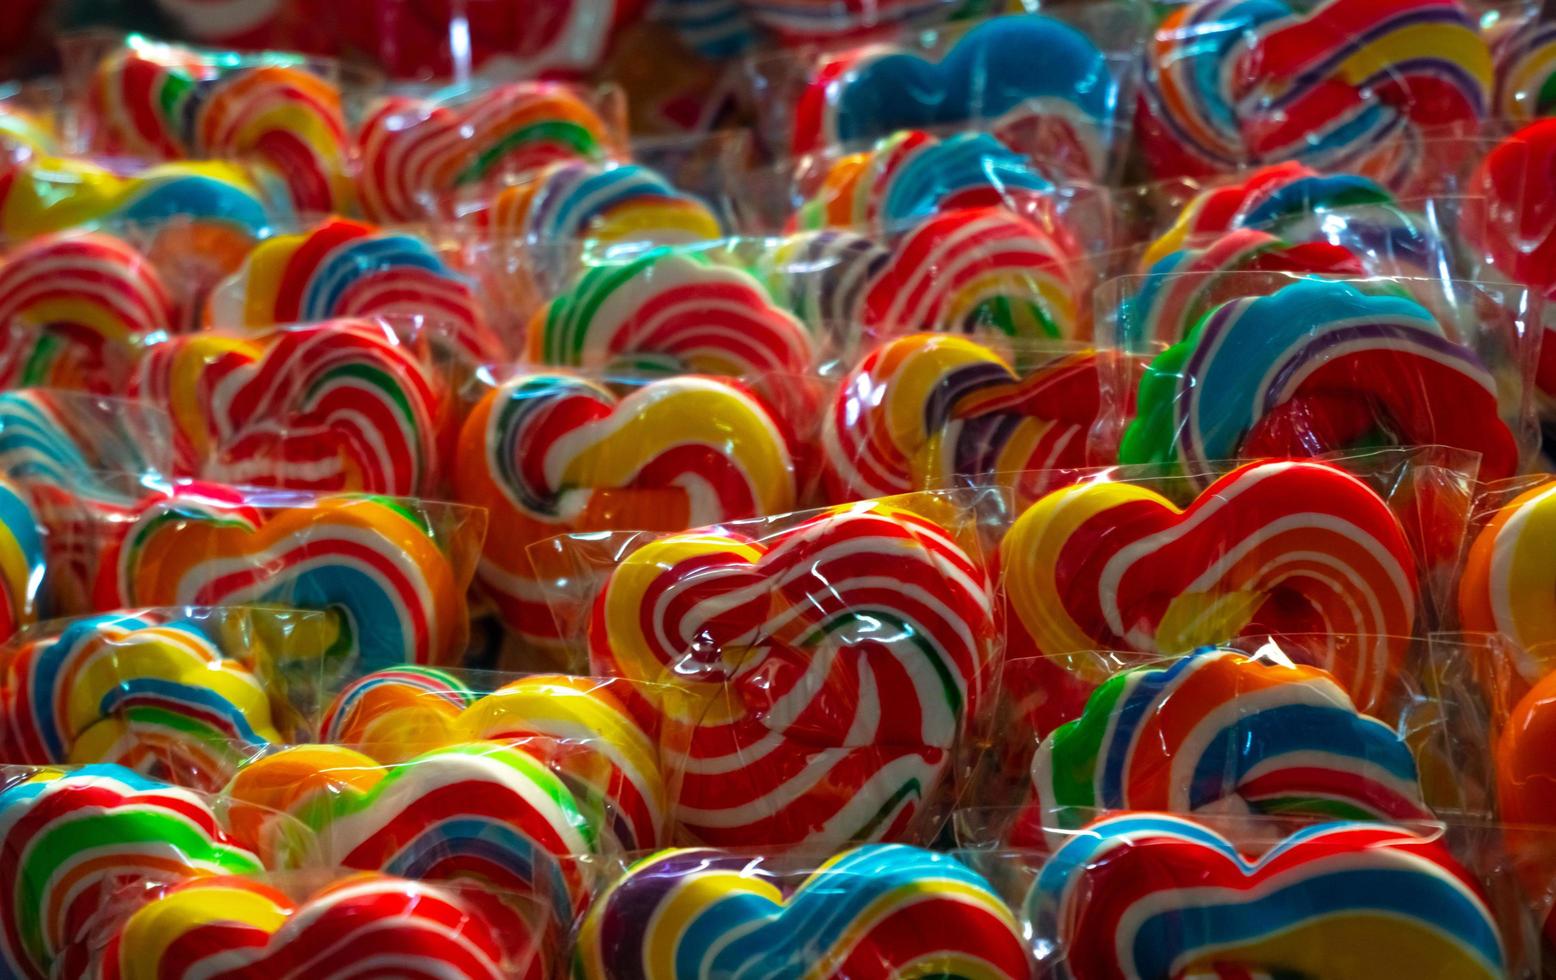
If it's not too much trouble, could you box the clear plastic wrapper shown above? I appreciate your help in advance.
[531,492,996,850]
[1478,0,1556,124]
[0,81,63,163]
[956,812,1543,980]
[1098,273,1540,485]
[130,316,456,498]
[573,843,1035,978]
[63,33,361,218]
[354,79,629,224]
[982,450,1481,736]
[70,476,486,676]
[450,365,817,659]
[86,868,559,980]
[1136,0,1494,198]
[746,6,1145,185]
[0,606,331,791]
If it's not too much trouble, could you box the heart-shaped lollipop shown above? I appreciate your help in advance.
[1030,813,1504,980]
[576,844,1032,979]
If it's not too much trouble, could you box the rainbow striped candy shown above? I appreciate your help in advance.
[0,475,42,643]
[1000,460,1417,714]
[754,230,889,343]
[206,216,505,365]
[0,611,280,790]
[1029,813,1504,980]
[94,482,470,671]
[320,664,476,762]
[452,372,796,650]
[1491,12,1556,121]
[132,319,447,496]
[1032,648,1431,835]
[0,765,261,979]
[590,500,996,847]
[488,160,723,249]
[576,845,1032,979]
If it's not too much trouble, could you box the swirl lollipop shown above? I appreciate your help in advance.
[0,611,281,790]
[1031,648,1431,836]
[132,319,447,496]
[1495,669,1556,941]
[206,216,505,365]
[452,372,796,649]
[357,82,618,223]
[590,501,996,847]
[753,230,889,342]
[94,482,469,671]
[1138,0,1491,196]
[526,248,815,375]
[821,333,1119,506]
[0,476,42,643]
[1029,813,1504,980]
[320,664,475,761]
[576,845,1032,979]
[0,232,174,393]
[1458,480,1556,698]
[1118,278,1520,483]
[1490,11,1556,122]
[1001,460,1417,713]
[0,765,261,979]
[488,160,723,248]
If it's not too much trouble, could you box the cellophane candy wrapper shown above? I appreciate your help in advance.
[0,761,306,979]
[61,33,371,219]
[0,81,63,164]
[1097,273,1540,487]
[81,867,562,980]
[953,811,1547,980]
[745,6,1146,184]
[529,491,998,851]
[963,637,1498,854]
[572,843,1036,978]
[352,79,629,224]
[0,389,176,614]
[1135,0,1495,199]
[0,605,333,792]
[64,475,487,678]
[451,363,822,666]
[978,449,1482,738]
[129,315,458,499]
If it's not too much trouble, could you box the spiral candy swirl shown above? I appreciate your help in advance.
[577,845,1031,979]
[753,230,889,342]
[1001,460,1417,712]
[132,319,447,496]
[1120,278,1519,482]
[1029,813,1504,980]
[1458,481,1556,695]
[526,248,814,376]
[452,372,796,648]
[320,664,475,760]
[0,476,42,643]
[590,501,995,847]
[0,765,261,979]
[1032,648,1431,834]
[207,216,505,364]
[488,160,722,249]
[357,82,617,223]
[1491,12,1556,122]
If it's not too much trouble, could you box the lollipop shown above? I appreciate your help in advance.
[487,160,723,248]
[225,741,597,933]
[793,129,1054,232]
[576,845,1032,979]
[1118,278,1520,482]
[0,611,280,790]
[1031,648,1430,834]
[1458,480,1556,696]
[792,13,1118,179]
[821,333,1120,505]
[356,82,618,223]
[1001,460,1417,712]
[0,765,261,979]
[94,482,469,671]
[1495,669,1556,941]
[452,372,796,649]
[861,206,1088,344]
[88,40,352,214]
[131,319,447,496]
[0,232,174,393]
[1138,0,1491,196]
[1490,11,1556,122]
[1030,813,1504,980]
[206,216,505,364]
[753,229,889,342]
[526,248,814,375]
[0,476,42,642]
[100,872,546,980]
[590,500,995,847]
[320,664,475,761]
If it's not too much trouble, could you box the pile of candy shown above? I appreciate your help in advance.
[2,1,1556,977]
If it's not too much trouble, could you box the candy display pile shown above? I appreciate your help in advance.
[1,1,1556,977]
